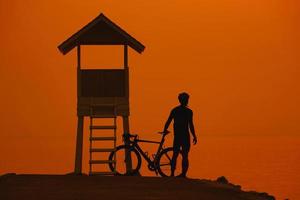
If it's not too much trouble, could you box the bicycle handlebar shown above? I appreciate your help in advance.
[123,131,170,141]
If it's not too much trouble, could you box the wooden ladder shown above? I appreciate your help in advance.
[89,104,117,176]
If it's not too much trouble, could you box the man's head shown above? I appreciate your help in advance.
[178,92,189,106]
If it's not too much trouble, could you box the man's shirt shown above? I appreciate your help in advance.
[169,105,193,137]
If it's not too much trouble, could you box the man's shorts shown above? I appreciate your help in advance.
[173,135,190,154]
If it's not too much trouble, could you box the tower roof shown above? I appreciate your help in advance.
[58,13,145,55]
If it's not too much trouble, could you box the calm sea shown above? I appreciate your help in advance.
[141,136,299,199]
[188,136,300,200]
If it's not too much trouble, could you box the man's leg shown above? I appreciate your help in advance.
[171,137,180,176]
[181,151,189,177]
[181,137,190,177]
[171,151,179,176]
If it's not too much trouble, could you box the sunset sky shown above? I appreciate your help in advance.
[0,1,299,196]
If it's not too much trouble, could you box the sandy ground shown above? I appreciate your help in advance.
[0,174,275,200]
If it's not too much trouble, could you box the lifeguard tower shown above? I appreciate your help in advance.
[58,13,145,175]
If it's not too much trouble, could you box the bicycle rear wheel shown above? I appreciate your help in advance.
[157,147,183,177]
[108,145,141,175]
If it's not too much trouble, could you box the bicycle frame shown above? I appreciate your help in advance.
[129,133,168,169]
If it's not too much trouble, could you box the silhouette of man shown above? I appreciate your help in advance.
[163,92,197,177]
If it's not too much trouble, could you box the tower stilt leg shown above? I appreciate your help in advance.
[74,115,84,174]
[122,116,133,174]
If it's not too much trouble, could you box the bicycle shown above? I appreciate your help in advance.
[108,131,183,177]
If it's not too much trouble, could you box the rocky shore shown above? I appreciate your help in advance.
[0,173,275,200]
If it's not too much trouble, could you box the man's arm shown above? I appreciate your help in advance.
[163,110,174,132]
[189,111,197,144]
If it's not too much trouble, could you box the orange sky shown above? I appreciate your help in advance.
[0,0,299,182]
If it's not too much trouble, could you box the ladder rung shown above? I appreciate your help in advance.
[90,125,116,130]
[89,160,115,164]
[90,148,115,152]
[89,171,115,176]
[90,136,116,141]
[90,115,116,118]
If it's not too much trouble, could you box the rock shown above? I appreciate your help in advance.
[216,176,229,184]
[215,176,241,190]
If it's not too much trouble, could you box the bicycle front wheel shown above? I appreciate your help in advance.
[108,145,141,175]
[157,147,183,177]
